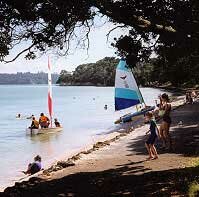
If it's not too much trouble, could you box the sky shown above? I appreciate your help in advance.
[0,17,127,74]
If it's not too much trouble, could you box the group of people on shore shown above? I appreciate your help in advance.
[29,113,61,129]
[185,90,197,104]
[145,93,172,160]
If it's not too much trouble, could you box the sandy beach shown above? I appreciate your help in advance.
[1,95,199,196]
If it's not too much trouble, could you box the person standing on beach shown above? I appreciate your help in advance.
[145,112,159,160]
[159,93,172,149]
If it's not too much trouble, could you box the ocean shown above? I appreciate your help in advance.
[0,85,170,190]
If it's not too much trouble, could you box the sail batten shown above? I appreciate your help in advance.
[115,59,143,111]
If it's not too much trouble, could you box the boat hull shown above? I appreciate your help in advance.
[26,127,63,135]
[115,106,155,124]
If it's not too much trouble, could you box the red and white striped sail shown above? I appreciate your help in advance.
[48,57,53,127]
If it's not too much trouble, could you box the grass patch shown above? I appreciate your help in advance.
[189,158,199,167]
[188,181,199,197]
[187,158,199,196]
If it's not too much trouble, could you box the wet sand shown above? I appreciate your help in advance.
[2,96,199,196]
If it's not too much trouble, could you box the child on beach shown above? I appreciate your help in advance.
[23,155,42,175]
[145,112,159,160]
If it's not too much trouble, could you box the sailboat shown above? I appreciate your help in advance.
[26,58,63,135]
[114,59,155,124]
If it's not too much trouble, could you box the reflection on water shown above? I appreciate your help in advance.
[29,131,61,143]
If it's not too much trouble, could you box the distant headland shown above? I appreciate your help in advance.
[0,72,59,85]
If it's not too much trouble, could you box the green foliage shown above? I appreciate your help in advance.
[133,62,154,86]
[57,57,119,86]
[188,182,199,197]
[1,0,199,88]
[57,56,199,88]
[56,70,72,84]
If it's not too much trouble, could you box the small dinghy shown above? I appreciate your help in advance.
[26,127,63,135]
[26,57,63,134]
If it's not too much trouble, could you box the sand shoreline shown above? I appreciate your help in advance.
[0,94,187,193]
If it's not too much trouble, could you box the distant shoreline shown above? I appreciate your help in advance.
[0,72,59,85]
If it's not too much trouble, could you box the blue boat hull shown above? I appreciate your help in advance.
[115,106,155,124]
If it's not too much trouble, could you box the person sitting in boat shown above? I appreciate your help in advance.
[29,117,39,129]
[23,155,42,175]
[39,113,50,128]
[54,118,61,127]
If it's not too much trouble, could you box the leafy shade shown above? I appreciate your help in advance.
[1,0,199,86]
[0,0,198,63]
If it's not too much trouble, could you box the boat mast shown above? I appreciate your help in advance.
[131,68,146,107]
[48,57,53,127]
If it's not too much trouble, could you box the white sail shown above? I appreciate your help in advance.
[115,59,144,111]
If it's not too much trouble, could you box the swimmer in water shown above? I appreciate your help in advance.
[104,104,108,110]
[16,113,21,118]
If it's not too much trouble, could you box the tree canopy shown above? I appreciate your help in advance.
[57,57,119,86]
[0,0,199,86]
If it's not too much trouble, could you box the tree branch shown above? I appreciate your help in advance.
[134,15,176,33]
[106,25,126,42]
[95,1,177,34]
[4,43,35,63]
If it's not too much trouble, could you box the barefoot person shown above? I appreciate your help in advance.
[159,93,172,149]
[23,155,42,175]
[145,112,159,160]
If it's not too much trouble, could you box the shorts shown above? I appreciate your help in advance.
[146,135,157,145]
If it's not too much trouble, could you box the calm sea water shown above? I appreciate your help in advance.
[0,85,170,189]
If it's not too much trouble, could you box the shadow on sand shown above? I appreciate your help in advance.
[2,163,199,197]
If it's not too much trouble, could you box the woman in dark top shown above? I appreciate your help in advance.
[159,93,172,149]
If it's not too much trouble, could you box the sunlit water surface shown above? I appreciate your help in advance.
[0,85,170,189]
